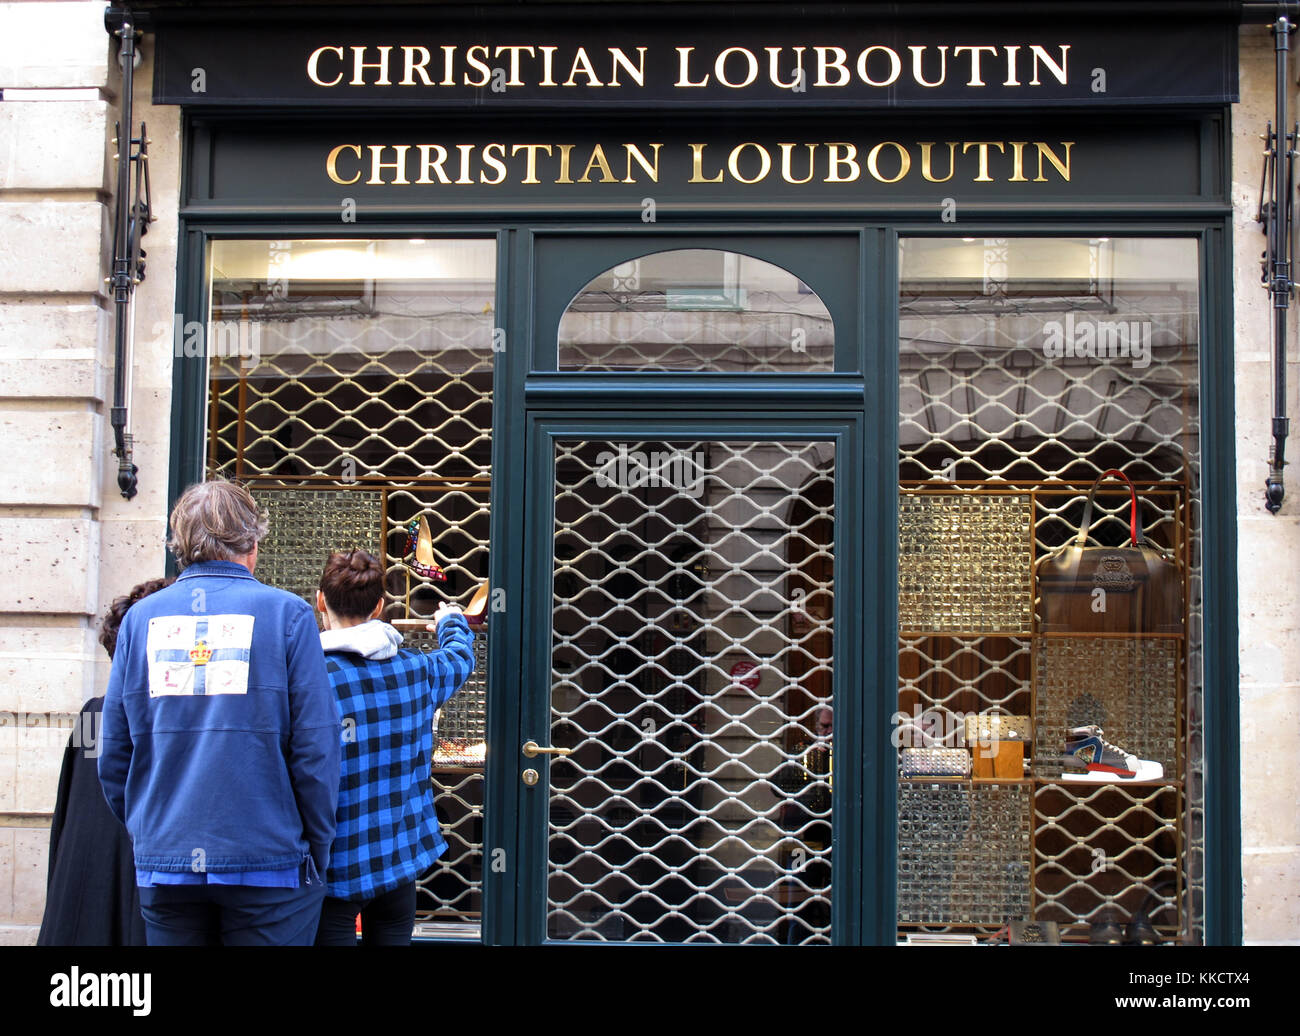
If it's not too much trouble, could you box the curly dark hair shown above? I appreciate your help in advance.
[99,577,175,659]
[319,549,385,621]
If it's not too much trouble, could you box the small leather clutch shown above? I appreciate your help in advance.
[900,747,971,777]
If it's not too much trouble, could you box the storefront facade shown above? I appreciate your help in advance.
[3,0,1292,946]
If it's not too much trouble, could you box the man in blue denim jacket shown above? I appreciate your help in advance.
[99,479,341,945]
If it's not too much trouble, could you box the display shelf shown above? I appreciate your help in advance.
[1034,634,1180,780]
[1039,778,1182,788]
[899,491,1034,635]
[896,478,1191,940]
[253,487,384,606]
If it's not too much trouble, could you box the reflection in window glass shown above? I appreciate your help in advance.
[897,238,1202,945]
[206,237,495,938]
[558,249,833,372]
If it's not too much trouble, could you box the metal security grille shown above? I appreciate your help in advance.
[207,311,493,614]
[897,237,1202,942]
[206,238,495,932]
[1034,783,1180,928]
[547,439,835,943]
[898,636,1033,743]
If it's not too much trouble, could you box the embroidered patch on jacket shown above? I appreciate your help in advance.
[146,614,255,696]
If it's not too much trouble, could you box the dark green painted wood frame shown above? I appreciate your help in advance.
[518,410,873,945]
[166,115,1240,945]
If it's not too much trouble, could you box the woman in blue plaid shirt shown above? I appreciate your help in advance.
[313,549,476,946]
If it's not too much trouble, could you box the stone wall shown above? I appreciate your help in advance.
[0,1,178,945]
[1234,24,1300,945]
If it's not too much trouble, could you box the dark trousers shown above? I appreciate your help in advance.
[315,881,418,946]
[138,882,325,946]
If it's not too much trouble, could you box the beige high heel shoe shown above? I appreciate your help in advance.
[464,581,489,627]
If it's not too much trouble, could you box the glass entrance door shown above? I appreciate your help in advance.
[518,421,856,944]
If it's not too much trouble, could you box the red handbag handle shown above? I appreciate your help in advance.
[1075,468,1144,547]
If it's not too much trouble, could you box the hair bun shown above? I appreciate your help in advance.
[320,548,385,620]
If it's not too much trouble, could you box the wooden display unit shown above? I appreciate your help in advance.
[897,480,1191,941]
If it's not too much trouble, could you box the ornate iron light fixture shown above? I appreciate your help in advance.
[104,5,153,500]
[1255,6,1298,512]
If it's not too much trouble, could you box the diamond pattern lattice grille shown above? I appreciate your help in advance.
[548,439,835,943]
[1034,783,1180,933]
[898,237,1202,941]
[209,282,494,616]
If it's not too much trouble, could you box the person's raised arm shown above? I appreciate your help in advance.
[423,603,476,709]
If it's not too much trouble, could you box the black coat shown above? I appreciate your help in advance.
[36,697,146,946]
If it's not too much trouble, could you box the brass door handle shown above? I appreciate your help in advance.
[522,740,572,758]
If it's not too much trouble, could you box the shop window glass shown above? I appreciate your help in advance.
[897,237,1203,945]
[206,237,495,938]
[558,248,833,372]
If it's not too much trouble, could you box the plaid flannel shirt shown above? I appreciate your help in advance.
[322,614,475,900]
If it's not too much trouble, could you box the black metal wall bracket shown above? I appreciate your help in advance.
[1257,12,1298,514]
[104,6,153,500]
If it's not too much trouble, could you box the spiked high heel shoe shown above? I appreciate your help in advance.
[403,515,447,581]
[393,514,449,628]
